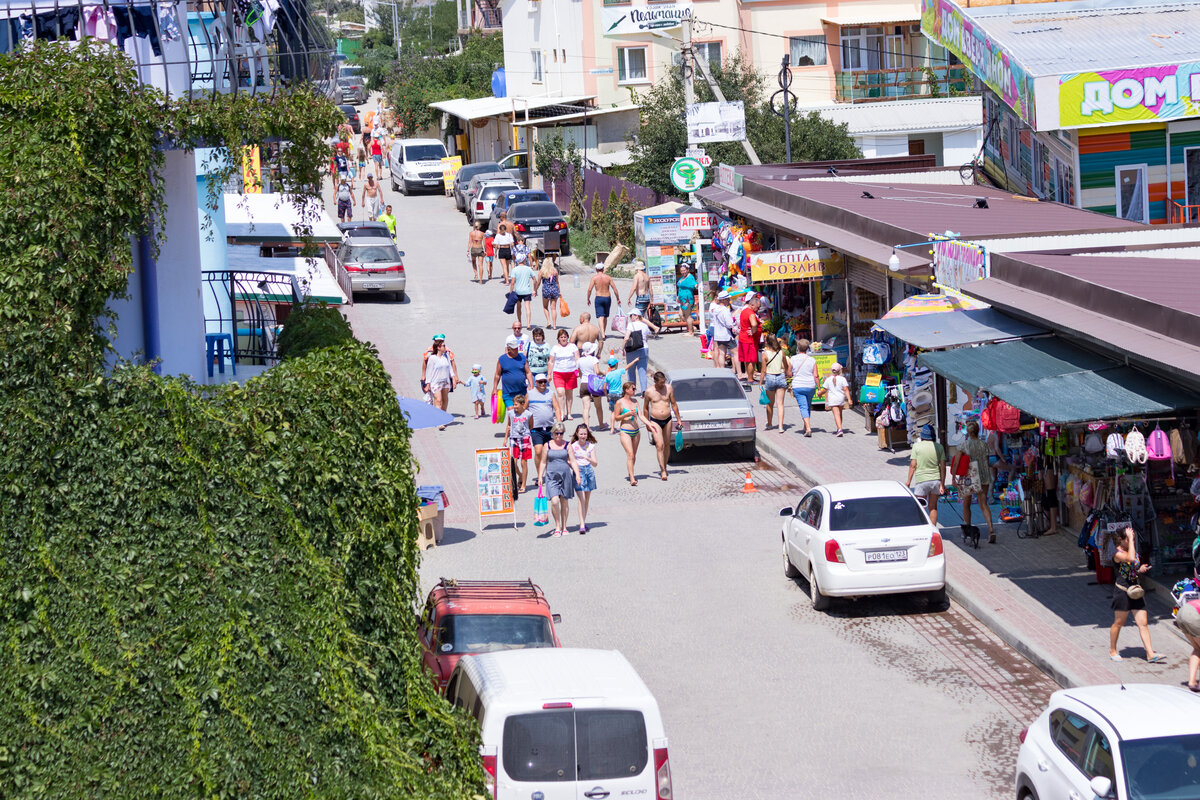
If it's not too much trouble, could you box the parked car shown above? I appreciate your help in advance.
[338,76,366,105]
[334,236,406,300]
[452,161,502,212]
[337,104,361,133]
[417,579,561,691]
[488,189,551,232]
[463,171,513,216]
[470,181,520,224]
[337,64,362,80]
[388,138,449,195]
[337,220,391,240]
[447,648,673,800]
[496,151,530,188]
[1016,683,1200,800]
[780,479,947,611]
[666,367,756,459]
[506,200,570,254]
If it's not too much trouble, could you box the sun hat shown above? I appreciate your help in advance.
[830,362,843,372]
[505,335,520,348]
[471,364,481,372]
[717,290,730,300]
[636,261,647,271]
[582,341,597,354]
[608,357,619,366]
[594,262,605,270]
[629,309,642,317]
[534,373,548,382]
[920,424,935,441]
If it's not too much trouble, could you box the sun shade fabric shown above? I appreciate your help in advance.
[917,338,1111,394]
[875,308,1046,349]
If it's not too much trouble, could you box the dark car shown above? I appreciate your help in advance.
[338,76,366,105]
[489,189,551,232]
[507,200,570,254]
[338,104,361,133]
[452,161,502,213]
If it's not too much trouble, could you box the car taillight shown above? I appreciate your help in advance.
[825,539,844,563]
[374,263,404,272]
[476,201,484,211]
[481,750,497,799]
[1018,727,1028,744]
[553,221,567,230]
[515,223,527,232]
[654,746,672,799]
[928,531,943,557]
[730,417,756,429]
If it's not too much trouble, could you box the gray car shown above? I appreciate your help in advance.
[463,172,513,218]
[668,367,757,459]
[452,162,502,212]
[334,236,406,301]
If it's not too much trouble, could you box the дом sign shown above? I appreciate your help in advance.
[1060,64,1200,127]
[921,0,1035,126]
[749,249,843,283]
[933,239,988,294]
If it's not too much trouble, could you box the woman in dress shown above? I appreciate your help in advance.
[1108,526,1164,663]
[676,264,698,336]
[547,327,580,421]
[570,424,598,533]
[958,420,996,543]
[538,258,562,328]
[613,381,652,486]
[758,333,791,432]
[538,422,581,537]
[525,326,552,378]
[420,339,459,431]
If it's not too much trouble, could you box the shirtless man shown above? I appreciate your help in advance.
[570,312,601,350]
[496,211,512,237]
[642,371,682,482]
[467,222,486,283]
[586,264,615,338]
[626,262,652,318]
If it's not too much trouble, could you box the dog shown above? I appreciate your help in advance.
[960,524,981,549]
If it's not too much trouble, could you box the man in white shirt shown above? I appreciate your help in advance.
[710,290,736,370]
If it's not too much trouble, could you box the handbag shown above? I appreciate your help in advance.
[559,297,570,316]
[859,384,886,404]
[758,386,769,405]
[624,327,644,352]
[1121,580,1145,600]
[532,488,549,526]
[612,306,628,334]
[587,373,607,397]
[674,428,684,452]
[502,291,519,315]
[950,452,970,477]
[493,391,506,424]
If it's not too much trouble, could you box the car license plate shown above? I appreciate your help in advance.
[361,282,384,290]
[691,421,727,431]
[531,225,550,232]
[864,549,908,563]
[424,180,439,185]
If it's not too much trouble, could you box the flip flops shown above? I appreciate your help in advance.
[1148,655,1167,664]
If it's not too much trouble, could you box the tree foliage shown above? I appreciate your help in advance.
[277,303,356,360]
[385,33,504,135]
[533,130,581,183]
[625,55,861,196]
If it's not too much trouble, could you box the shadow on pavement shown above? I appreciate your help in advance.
[438,527,478,546]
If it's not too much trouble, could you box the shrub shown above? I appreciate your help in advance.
[570,225,611,267]
[277,302,355,360]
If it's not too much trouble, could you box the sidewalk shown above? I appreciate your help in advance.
[588,263,1193,689]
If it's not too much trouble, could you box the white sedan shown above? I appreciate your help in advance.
[780,480,946,611]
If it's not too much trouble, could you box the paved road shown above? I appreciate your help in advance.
[334,147,1059,798]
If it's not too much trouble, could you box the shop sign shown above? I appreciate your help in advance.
[716,162,737,192]
[749,248,844,283]
[602,0,693,36]
[670,157,706,192]
[679,211,716,231]
[642,214,682,244]
[441,155,462,192]
[1059,64,1200,127]
[933,239,988,293]
[921,0,1036,126]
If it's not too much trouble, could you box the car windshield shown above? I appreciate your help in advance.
[339,66,361,77]
[405,145,446,161]
[1121,734,1200,799]
[672,377,744,402]
[347,244,400,263]
[480,185,516,199]
[338,78,357,86]
[827,496,928,531]
[506,192,549,206]
[345,226,389,238]
[512,202,562,218]
[437,614,555,654]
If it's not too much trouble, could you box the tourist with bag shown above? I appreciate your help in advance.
[538,258,562,328]
[622,309,658,394]
[575,342,605,430]
[1109,526,1165,664]
[790,338,819,438]
[959,421,996,543]
[758,334,790,433]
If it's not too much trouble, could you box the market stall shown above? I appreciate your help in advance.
[633,203,717,330]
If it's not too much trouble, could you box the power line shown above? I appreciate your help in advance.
[694,18,958,66]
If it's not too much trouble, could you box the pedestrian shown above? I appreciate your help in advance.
[483,229,496,282]
[576,341,604,429]
[493,226,515,283]
[361,174,383,221]
[378,204,397,238]
[505,394,533,494]
[370,134,384,180]
[539,257,561,328]
[509,256,536,325]
[468,222,486,283]
[622,309,657,394]
[493,336,532,410]
[1175,595,1200,691]
[626,261,651,317]
[613,381,651,486]
[547,328,580,420]
[1040,459,1060,534]
[512,233,530,267]
[356,147,367,189]
[334,147,350,185]
[570,312,601,350]
[570,424,598,534]
[527,373,563,468]
[822,362,851,436]
[758,333,790,432]
[906,424,947,526]
[587,263,615,338]
[509,321,531,356]
[361,128,371,159]
[790,338,819,438]
[538,422,581,538]
[465,363,488,419]
[496,210,512,237]
[737,294,762,382]
[604,356,624,435]
[335,178,354,223]
[959,420,996,543]
[710,290,736,370]
[677,264,698,336]
[643,371,681,482]
[1109,526,1164,663]
[526,326,551,376]
[421,338,460,431]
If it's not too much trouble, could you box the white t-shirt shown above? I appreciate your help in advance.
[551,343,579,373]
[792,354,817,389]
[493,232,514,249]
[577,354,600,379]
[823,375,849,405]
[626,321,651,348]
[711,304,735,342]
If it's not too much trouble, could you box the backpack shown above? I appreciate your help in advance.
[1084,432,1104,454]
[991,400,1020,433]
[1125,428,1148,464]
[889,400,904,424]
[586,373,606,397]
[337,184,351,202]
[1147,427,1172,461]
[1106,432,1125,459]
[862,341,891,365]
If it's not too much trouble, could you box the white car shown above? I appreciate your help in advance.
[389,138,448,195]
[780,479,946,610]
[1016,684,1200,800]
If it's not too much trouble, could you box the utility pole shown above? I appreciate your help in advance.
[681,17,695,110]
[690,40,761,165]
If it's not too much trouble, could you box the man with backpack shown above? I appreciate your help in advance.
[335,179,354,223]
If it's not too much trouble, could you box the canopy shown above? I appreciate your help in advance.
[882,293,987,318]
[874,308,1046,349]
[396,396,455,430]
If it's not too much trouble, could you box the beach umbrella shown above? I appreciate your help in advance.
[396,395,454,430]
[882,293,987,319]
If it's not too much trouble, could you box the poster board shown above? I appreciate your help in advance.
[475,448,515,527]
[442,155,463,193]
[812,350,839,406]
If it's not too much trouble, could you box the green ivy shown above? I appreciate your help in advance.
[277,303,355,360]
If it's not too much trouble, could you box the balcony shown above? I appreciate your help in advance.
[202,270,302,379]
[458,0,501,32]
[835,65,972,103]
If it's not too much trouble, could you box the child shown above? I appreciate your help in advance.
[822,362,851,437]
[465,364,487,419]
[604,356,624,436]
[505,395,533,494]
[484,229,496,282]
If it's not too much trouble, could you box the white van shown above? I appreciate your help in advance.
[389,138,449,195]
[447,648,673,800]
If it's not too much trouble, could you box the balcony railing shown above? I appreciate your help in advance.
[1169,199,1200,224]
[834,65,972,103]
[459,0,501,31]
[202,270,302,368]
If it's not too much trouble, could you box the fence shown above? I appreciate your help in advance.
[549,167,676,217]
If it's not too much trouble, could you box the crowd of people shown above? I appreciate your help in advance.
[332,102,392,224]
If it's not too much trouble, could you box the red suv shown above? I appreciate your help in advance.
[417,579,562,691]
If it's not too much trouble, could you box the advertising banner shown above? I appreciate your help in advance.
[242,146,262,193]
[475,448,514,518]
[686,101,747,144]
[921,0,1035,126]
[441,155,463,192]
[1059,64,1200,127]
[602,0,692,36]
[933,239,988,293]
[748,249,844,283]
[812,350,839,405]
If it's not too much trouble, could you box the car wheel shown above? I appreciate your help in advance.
[391,174,399,192]
[809,566,831,611]
[1018,788,1038,800]
[926,586,949,608]
[783,540,800,579]
[400,180,409,197]
[739,438,756,460]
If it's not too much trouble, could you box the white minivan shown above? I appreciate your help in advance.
[389,138,449,195]
[447,648,673,800]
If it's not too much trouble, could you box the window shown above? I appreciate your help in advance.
[618,46,648,83]
[1120,733,1200,796]
[840,26,882,72]
[503,710,575,782]
[436,614,556,654]
[575,710,649,780]
[531,49,543,83]
[671,377,743,402]
[789,35,827,67]
[1116,164,1149,223]
[1006,116,1020,170]
[798,492,823,528]
[694,41,722,66]
[1050,709,1092,770]
[1031,138,1045,197]
[828,496,929,532]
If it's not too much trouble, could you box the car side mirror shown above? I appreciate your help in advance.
[551,613,562,623]
[1089,776,1113,799]
[779,507,794,518]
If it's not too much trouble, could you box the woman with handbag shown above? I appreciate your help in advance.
[1109,526,1165,663]
[622,310,658,394]
[758,334,790,433]
[959,421,996,543]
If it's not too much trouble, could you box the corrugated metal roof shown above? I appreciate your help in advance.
[981,226,1200,252]
[224,193,341,242]
[874,308,1046,348]
[799,96,981,134]
[1008,252,1200,315]
[962,0,1200,76]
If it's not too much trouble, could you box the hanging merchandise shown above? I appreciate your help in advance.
[1125,427,1148,464]
[1084,431,1105,454]
[1106,431,1126,459]
[157,2,182,42]
[862,338,891,366]
[1147,426,1174,478]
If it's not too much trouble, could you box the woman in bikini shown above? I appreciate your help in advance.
[467,222,486,283]
[613,381,651,486]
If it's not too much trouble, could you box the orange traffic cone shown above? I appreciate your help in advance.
[741,471,758,493]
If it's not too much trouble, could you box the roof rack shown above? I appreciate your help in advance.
[435,578,549,604]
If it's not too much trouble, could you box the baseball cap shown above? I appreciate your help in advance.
[432,333,446,341]
[608,357,619,366]
[505,335,520,348]
[534,372,548,382]
[594,262,605,270]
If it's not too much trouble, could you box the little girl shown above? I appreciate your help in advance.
[505,395,533,494]
[465,364,488,419]
[822,362,851,437]
[570,424,598,534]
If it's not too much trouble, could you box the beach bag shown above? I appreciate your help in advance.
[875,408,891,428]
[1084,432,1104,454]
[758,387,769,405]
[1106,432,1125,459]
[587,373,607,397]
[950,452,970,477]
[674,428,684,452]
[991,400,1020,433]
[612,306,628,334]
[502,291,519,315]
[1125,428,1148,464]
[862,341,891,366]
[532,488,549,526]
[624,327,644,352]
[559,297,570,317]
[889,400,904,424]
[1147,427,1172,461]
[859,383,886,404]
[491,391,506,425]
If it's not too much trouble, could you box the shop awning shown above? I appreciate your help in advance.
[918,338,1200,423]
[875,308,1047,349]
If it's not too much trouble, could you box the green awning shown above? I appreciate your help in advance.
[918,338,1200,424]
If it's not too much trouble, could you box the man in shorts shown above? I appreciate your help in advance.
[710,291,735,370]
[643,371,681,481]
[509,256,537,326]
[905,424,947,526]
[335,179,354,223]
[586,263,615,338]
[526,374,562,466]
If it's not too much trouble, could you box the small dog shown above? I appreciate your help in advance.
[960,524,981,549]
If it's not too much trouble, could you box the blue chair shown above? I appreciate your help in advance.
[205,332,236,377]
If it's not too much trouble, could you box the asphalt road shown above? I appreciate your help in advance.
[333,123,1059,798]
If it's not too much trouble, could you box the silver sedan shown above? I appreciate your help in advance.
[668,367,757,459]
[334,236,406,300]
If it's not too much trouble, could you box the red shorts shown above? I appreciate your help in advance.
[738,341,759,363]
[510,437,532,460]
[553,371,578,391]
